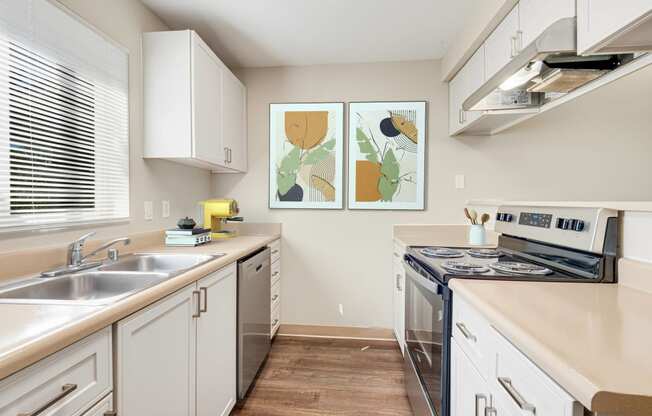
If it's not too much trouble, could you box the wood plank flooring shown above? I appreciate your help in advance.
[232,336,413,416]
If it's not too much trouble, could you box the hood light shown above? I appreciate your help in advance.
[499,61,544,91]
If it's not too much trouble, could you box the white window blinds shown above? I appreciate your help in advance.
[0,0,129,231]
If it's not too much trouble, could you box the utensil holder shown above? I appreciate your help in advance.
[469,224,486,246]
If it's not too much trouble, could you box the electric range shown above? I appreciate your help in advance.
[402,205,619,416]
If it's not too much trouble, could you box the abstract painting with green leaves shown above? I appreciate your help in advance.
[348,102,426,210]
[269,103,344,209]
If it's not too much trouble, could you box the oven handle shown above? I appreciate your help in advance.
[404,259,444,295]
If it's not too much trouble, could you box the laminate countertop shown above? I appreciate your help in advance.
[450,279,652,416]
[0,234,280,381]
[393,224,499,248]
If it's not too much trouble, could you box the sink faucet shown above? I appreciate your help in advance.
[41,233,131,278]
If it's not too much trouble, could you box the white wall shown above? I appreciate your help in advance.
[0,0,212,253]
[212,60,652,329]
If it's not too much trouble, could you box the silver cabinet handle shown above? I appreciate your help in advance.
[272,249,279,255]
[458,108,464,124]
[192,290,201,318]
[475,394,487,416]
[272,294,279,301]
[224,147,229,164]
[485,407,497,416]
[272,319,279,326]
[199,287,208,313]
[227,147,232,163]
[455,322,477,342]
[396,274,402,291]
[272,271,280,277]
[18,383,77,416]
[393,252,400,258]
[104,412,117,416]
[510,35,517,58]
[497,377,535,413]
[516,30,523,53]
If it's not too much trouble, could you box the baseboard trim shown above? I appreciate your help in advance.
[277,324,397,341]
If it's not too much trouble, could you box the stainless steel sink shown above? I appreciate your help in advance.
[99,253,221,273]
[0,253,224,306]
[0,272,169,306]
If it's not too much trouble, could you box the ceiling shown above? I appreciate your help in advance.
[140,0,474,68]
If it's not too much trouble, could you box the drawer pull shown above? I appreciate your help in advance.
[272,319,279,326]
[272,249,279,255]
[199,287,208,313]
[484,407,497,416]
[455,322,477,342]
[474,394,487,416]
[18,383,77,416]
[272,271,279,277]
[192,290,201,318]
[396,274,402,291]
[497,377,536,413]
[272,294,279,301]
[393,252,400,258]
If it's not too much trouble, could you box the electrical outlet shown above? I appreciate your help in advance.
[455,174,465,189]
[162,200,170,218]
[144,201,153,221]
[338,304,344,316]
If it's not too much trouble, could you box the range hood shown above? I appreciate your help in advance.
[463,17,635,111]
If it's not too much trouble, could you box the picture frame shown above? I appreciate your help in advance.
[269,102,345,209]
[347,101,426,210]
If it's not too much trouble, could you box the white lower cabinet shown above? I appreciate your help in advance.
[450,295,583,416]
[83,394,113,416]
[392,241,406,354]
[269,239,281,338]
[0,327,112,416]
[116,263,237,416]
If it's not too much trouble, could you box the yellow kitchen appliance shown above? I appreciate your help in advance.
[201,199,241,239]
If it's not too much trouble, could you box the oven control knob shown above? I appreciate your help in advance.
[557,218,570,230]
[496,213,504,221]
[573,220,585,232]
[504,213,513,222]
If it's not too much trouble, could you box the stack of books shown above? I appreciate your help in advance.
[165,228,212,247]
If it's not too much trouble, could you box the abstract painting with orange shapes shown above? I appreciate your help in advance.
[348,102,426,210]
[269,103,344,209]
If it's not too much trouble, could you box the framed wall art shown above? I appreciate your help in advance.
[269,103,344,209]
[347,101,426,210]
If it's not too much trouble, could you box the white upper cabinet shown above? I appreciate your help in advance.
[449,45,485,135]
[519,0,575,49]
[143,30,247,172]
[577,0,652,55]
[484,5,520,81]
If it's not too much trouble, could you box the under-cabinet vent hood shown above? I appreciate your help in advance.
[463,18,637,112]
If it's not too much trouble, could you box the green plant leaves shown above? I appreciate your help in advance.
[277,146,301,196]
[356,128,379,163]
[303,138,335,165]
[379,148,399,201]
[277,172,297,196]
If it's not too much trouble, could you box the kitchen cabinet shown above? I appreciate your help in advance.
[392,241,406,354]
[450,339,491,416]
[116,263,237,416]
[83,394,114,416]
[484,5,520,81]
[0,327,112,416]
[577,0,652,55]
[270,239,281,337]
[448,46,485,136]
[196,265,237,416]
[143,30,247,172]
[519,0,575,50]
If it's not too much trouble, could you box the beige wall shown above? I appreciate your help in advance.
[212,60,652,329]
[0,0,212,253]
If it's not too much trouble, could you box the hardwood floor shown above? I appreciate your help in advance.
[232,336,413,416]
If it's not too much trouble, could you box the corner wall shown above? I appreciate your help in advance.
[212,60,652,329]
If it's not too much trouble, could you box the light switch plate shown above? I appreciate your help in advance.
[162,200,170,218]
[144,201,153,221]
[455,174,465,189]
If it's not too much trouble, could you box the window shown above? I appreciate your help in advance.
[0,0,129,231]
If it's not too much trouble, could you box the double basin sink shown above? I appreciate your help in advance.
[0,253,224,306]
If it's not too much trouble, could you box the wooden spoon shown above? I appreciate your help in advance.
[469,209,478,225]
[464,208,474,224]
[480,213,490,226]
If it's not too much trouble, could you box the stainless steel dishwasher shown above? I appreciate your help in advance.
[237,247,271,399]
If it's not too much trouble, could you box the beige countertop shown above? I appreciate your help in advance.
[0,234,280,381]
[393,224,499,248]
[450,279,652,415]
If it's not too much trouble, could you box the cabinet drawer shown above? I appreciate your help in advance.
[271,258,281,285]
[83,393,113,416]
[452,295,493,380]
[493,330,582,416]
[269,239,281,263]
[271,280,281,311]
[0,327,112,416]
[392,241,406,264]
[271,306,280,337]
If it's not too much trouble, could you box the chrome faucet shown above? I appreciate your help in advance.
[41,232,131,277]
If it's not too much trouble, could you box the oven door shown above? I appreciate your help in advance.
[404,257,451,416]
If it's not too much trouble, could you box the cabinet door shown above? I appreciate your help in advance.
[449,46,484,135]
[116,285,197,416]
[192,34,225,166]
[196,264,237,416]
[221,70,247,172]
[485,5,519,81]
[392,247,405,354]
[82,393,113,416]
[519,0,575,50]
[450,339,491,416]
[577,0,652,55]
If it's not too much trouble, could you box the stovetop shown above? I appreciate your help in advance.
[406,246,595,284]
